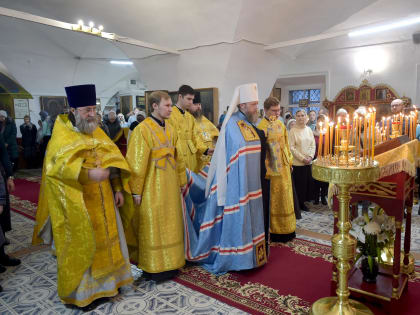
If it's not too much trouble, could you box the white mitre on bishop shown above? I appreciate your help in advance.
[206,83,259,206]
[239,83,259,104]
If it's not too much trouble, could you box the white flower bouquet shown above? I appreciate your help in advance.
[350,206,396,264]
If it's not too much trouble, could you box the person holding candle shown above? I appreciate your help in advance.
[289,109,315,212]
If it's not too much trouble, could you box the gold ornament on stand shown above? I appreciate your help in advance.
[310,110,380,315]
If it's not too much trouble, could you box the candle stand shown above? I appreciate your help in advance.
[310,134,380,315]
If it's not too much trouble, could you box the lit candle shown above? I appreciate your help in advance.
[364,114,368,159]
[413,112,416,140]
[329,122,333,161]
[346,116,350,145]
[318,122,323,158]
[324,119,329,157]
[400,113,403,135]
[335,124,339,154]
[358,116,362,157]
[352,114,357,147]
[372,121,375,159]
[411,112,415,140]
[371,110,375,160]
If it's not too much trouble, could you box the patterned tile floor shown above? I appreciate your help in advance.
[1,212,247,314]
[3,169,420,314]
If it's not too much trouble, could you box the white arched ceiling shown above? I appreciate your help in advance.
[0,14,141,97]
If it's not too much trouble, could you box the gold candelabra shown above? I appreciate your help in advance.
[310,145,379,315]
[389,122,401,139]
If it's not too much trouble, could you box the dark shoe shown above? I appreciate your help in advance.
[0,256,21,267]
[81,298,109,312]
[321,196,328,205]
[313,199,319,205]
[143,270,179,283]
[4,238,10,246]
[0,265,6,273]
[0,284,3,292]
[300,204,309,212]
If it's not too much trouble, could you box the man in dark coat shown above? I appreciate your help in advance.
[20,115,38,168]
[0,133,19,271]
[0,110,18,171]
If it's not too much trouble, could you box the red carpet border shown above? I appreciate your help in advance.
[9,178,420,314]
[175,239,420,315]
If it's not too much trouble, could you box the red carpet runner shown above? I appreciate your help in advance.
[10,178,40,220]
[174,239,420,315]
[10,178,420,314]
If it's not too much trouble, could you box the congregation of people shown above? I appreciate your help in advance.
[0,82,417,311]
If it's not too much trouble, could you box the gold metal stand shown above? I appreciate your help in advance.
[311,162,380,315]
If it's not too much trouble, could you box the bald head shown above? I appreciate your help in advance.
[391,99,404,114]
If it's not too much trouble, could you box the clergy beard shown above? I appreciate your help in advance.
[191,109,202,119]
[245,111,258,124]
[75,111,98,134]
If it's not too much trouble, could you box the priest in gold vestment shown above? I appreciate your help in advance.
[257,97,296,242]
[167,85,211,173]
[32,85,132,309]
[125,91,187,282]
[189,91,219,170]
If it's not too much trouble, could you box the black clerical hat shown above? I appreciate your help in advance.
[65,84,96,108]
[194,91,201,104]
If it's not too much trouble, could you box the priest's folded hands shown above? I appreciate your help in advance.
[87,168,110,182]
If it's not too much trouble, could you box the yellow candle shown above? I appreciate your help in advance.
[335,124,338,153]
[358,117,362,157]
[329,122,333,160]
[399,113,403,134]
[412,112,415,140]
[371,112,375,160]
[364,115,368,159]
[324,122,329,157]
[318,122,323,158]
[372,122,375,159]
[346,116,350,145]
[413,112,416,140]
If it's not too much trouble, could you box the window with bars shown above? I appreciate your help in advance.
[289,89,321,105]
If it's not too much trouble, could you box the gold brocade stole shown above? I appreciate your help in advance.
[82,146,124,279]
[144,119,176,170]
[174,108,197,155]
[197,120,213,145]
[197,118,218,148]
[266,118,290,176]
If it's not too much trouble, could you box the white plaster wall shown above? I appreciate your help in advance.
[134,39,420,120]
